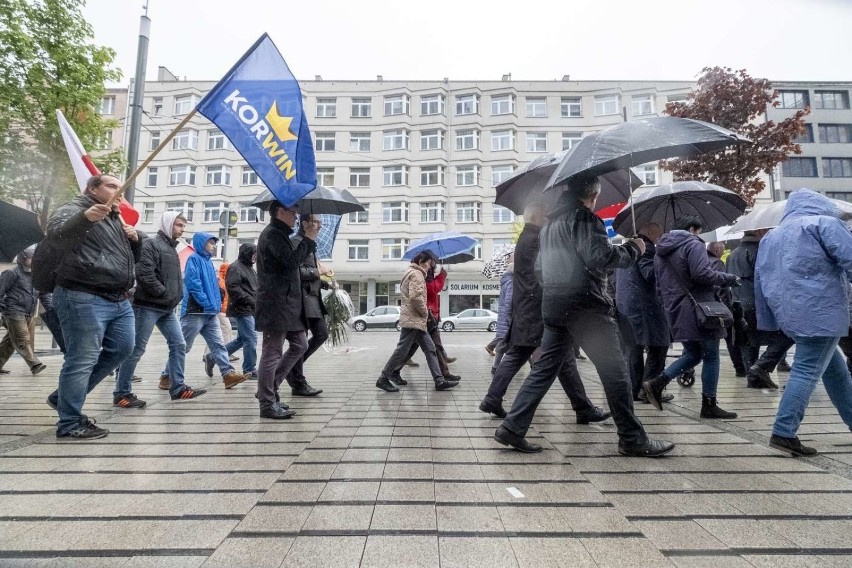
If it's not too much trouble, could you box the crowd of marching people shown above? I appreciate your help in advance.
[1,173,852,457]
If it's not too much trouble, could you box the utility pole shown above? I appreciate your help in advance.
[124,2,151,204]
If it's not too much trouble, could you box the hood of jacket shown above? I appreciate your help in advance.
[782,188,839,222]
[159,211,181,240]
[192,232,217,258]
[16,244,36,271]
[655,230,702,258]
[238,243,257,266]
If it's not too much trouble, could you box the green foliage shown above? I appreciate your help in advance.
[0,0,122,226]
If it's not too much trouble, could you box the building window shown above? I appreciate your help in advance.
[146,167,158,187]
[351,97,372,117]
[455,129,479,151]
[350,167,371,187]
[632,94,654,116]
[348,210,369,224]
[420,165,444,186]
[456,201,481,223]
[823,158,852,178]
[562,132,582,151]
[168,165,196,186]
[383,165,408,186]
[166,201,193,222]
[782,157,818,177]
[525,97,547,117]
[383,129,409,151]
[455,94,479,116]
[826,192,852,203]
[172,129,198,150]
[473,239,482,260]
[594,94,619,116]
[239,203,265,223]
[420,129,444,151]
[561,97,582,117]
[174,94,198,116]
[382,202,409,223]
[632,165,659,186]
[819,124,852,143]
[814,91,850,110]
[141,202,155,223]
[491,94,514,115]
[349,132,371,152]
[421,94,444,116]
[384,94,409,116]
[491,130,514,151]
[779,90,809,109]
[100,96,115,115]
[315,132,336,152]
[241,167,259,186]
[420,202,445,223]
[149,130,161,151]
[93,130,112,150]
[207,129,228,150]
[381,238,408,260]
[456,165,480,186]
[526,132,547,152]
[317,167,334,187]
[152,97,163,114]
[794,124,814,144]
[493,205,515,223]
[316,97,337,117]
[667,93,688,102]
[205,165,231,186]
[491,165,514,187]
[203,201,227,223]
[349,240,369,261]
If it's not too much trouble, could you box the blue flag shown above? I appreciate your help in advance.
[197,34,316,207]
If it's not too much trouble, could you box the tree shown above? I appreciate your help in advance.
[661,66,809,206]
[0,0,122,226]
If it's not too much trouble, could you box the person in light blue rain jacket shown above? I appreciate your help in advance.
[755,188,852,456]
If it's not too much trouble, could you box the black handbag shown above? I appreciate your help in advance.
[663,256,733,330]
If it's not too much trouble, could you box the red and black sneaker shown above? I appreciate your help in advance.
[113,394,146,408]
[170,387,207,401]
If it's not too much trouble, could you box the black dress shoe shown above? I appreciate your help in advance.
[291,383,322,397]
[434,378,459,391]
[642,376,668,411]
[444,373,461,381]
[479,399,507,418]
[260,404,295,420]
[494,425,542,453]
[770,434,817,456]
[576,407,612,425]
[376,377,400,392]
[777,360,792,373]
[389,373,407,386]
[618,438,675,457]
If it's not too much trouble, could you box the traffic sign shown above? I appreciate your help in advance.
[219,210,238,227]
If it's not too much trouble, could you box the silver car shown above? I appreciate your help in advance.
[350,306,402,331]
[441,309,498,332]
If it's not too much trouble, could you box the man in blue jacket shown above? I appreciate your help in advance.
[755,189,852,456]
[180,232,246,390]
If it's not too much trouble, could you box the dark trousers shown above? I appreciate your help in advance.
[287,316,329,385]
[491,337,509,374]
[724,326,745,374]
[625,344,668,396]
[382,327,442,380]
[502,313,646,445]
[257,329,308,407]
[753,332,796,374]
[41,309,66,353]
[400,326,450,376]
[836,332,852,376]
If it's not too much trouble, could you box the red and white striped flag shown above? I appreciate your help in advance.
[56,109,140,226]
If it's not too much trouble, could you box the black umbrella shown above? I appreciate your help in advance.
[495,149,643,215]
[612,181,747,237]
[252,185,365,215]
[0,200,44,262]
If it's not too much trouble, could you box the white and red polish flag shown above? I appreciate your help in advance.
[56,109,140,226]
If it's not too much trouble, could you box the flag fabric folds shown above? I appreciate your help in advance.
[197,33,317,208]
[313,214,342,261]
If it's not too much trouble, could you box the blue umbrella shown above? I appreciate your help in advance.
[403,232,476,262]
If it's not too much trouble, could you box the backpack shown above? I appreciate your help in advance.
[31,239,62,293]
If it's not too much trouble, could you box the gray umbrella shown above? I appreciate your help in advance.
[612,181,747,237]
[252,185,365,215]
[0,200,43,262]
[728,198,852,233]
[495,149,643,215]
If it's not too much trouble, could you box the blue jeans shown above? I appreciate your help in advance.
[53,287,135,435]
[662,337,721,397]
[172,314,233,377]
[773,336,852,438]
[116,306,187,397]
[226,315,257,373]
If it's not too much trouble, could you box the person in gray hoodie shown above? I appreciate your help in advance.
[0,246,45,375]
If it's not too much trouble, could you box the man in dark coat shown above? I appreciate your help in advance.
[226,243,259,379]
[614,222,669,400]
[495,179,673,457]
[708,241,746,377]
[0,246,45,375]
[481,202,611,426]
[285,214,328,396]
[255,202,319,419]
[644,216,740,419]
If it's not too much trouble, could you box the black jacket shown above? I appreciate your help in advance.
[726,236,760,309]
[0,267,37,316]
[508,224,543,347]
[614,235,670,347]
[226,243,257,317]
[255,218,315,332]
[46,194,141,301]
[538,194,641,322]
[291,233,328,319]
[133,230,183,311]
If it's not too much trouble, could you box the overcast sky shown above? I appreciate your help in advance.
[84,0,851,86]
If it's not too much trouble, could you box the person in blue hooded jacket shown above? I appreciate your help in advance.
[755,189,852,456]
[178,232,246,390]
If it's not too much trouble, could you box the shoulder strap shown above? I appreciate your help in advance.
[660,254,698,306]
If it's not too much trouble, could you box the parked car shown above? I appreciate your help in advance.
[441,309,498,332]
[350,305,401,331]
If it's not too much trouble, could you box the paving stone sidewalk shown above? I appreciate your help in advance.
[0,328,851,567]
